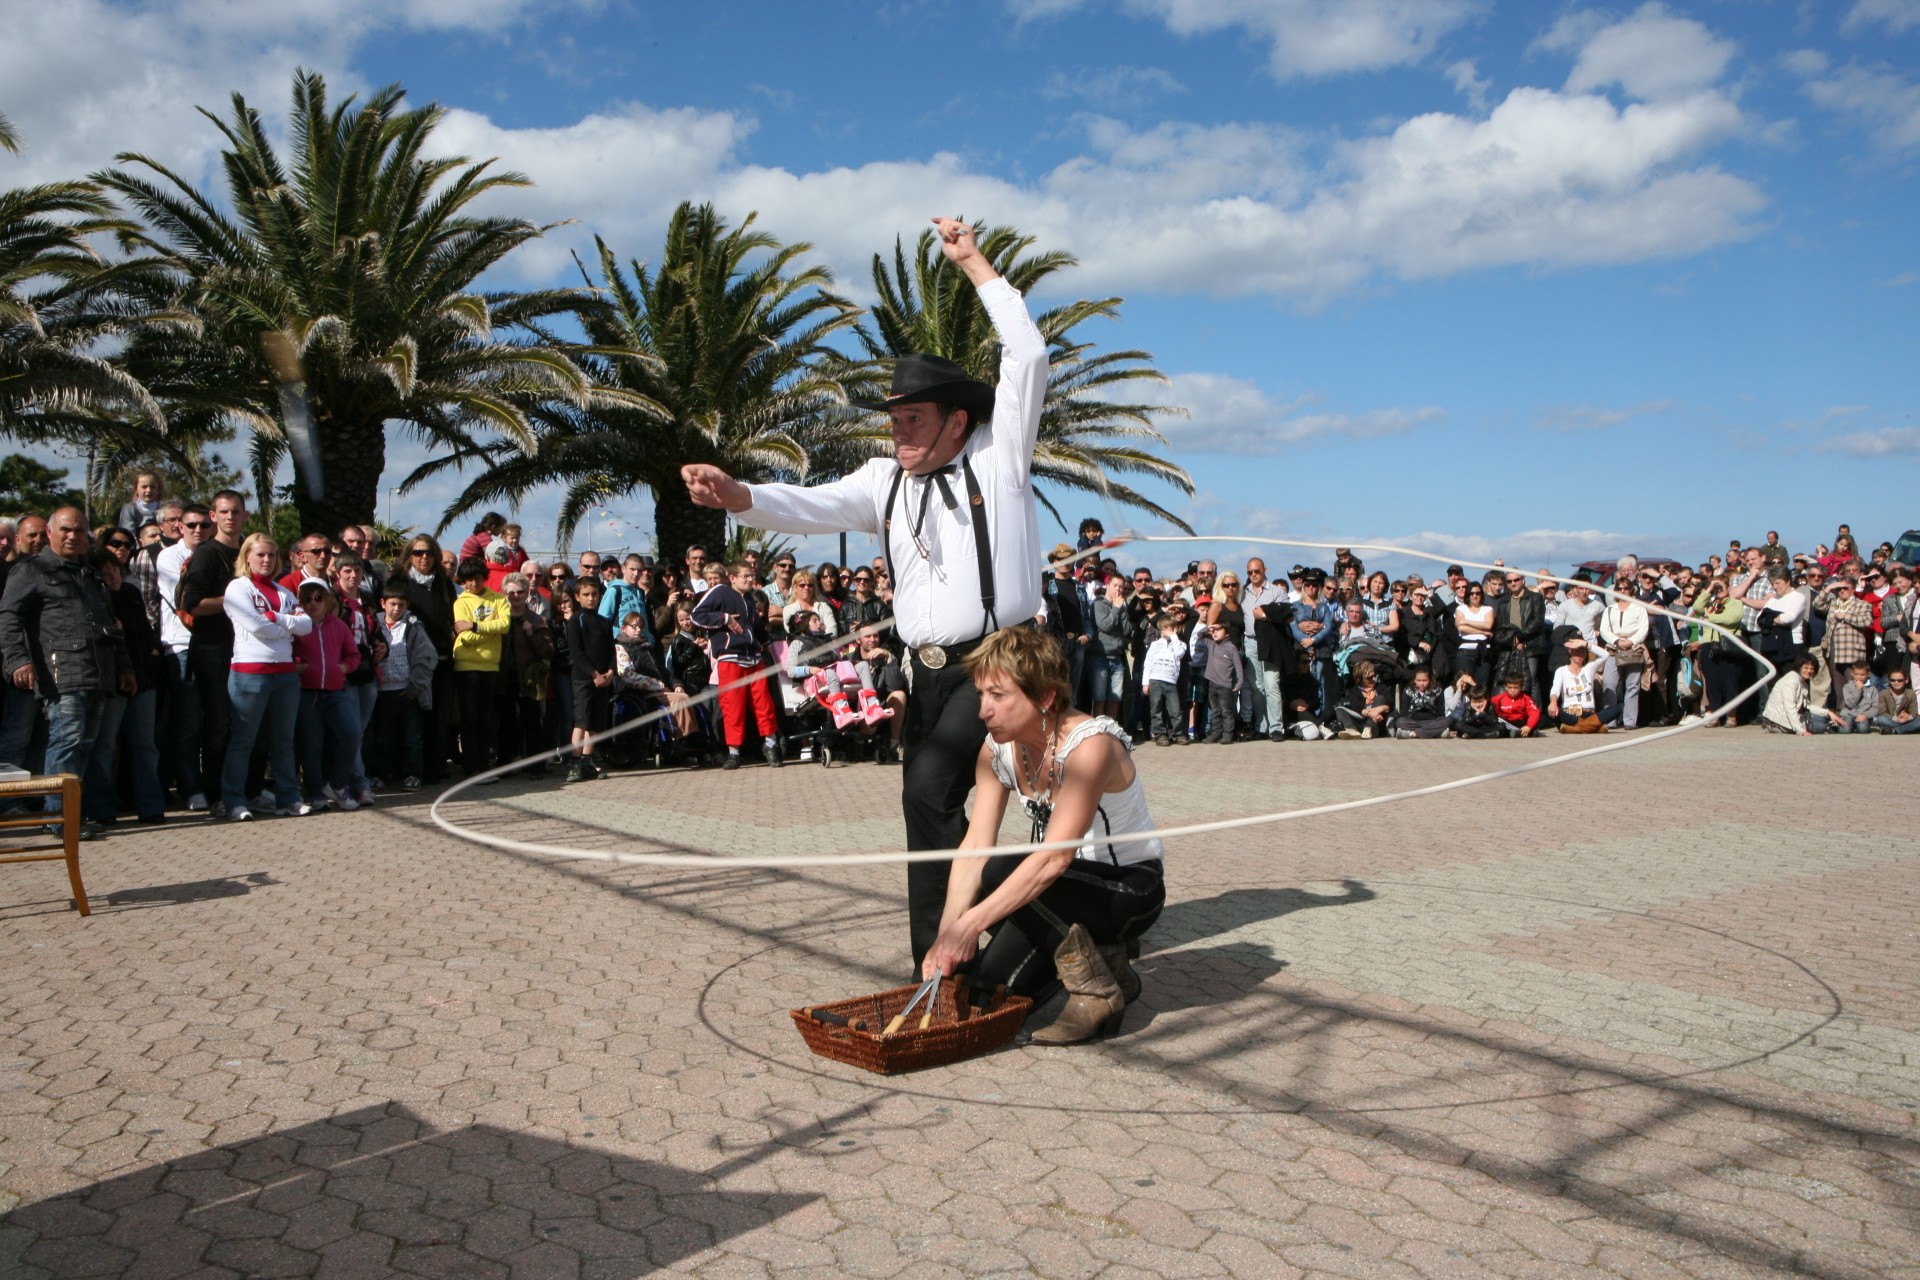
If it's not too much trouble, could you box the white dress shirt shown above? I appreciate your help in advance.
[157,540,195,654]
[741,278,1047,648]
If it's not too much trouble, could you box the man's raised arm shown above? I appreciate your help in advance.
[933,217,1047,487]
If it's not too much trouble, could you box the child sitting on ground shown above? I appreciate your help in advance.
[1452,683,1504,739]
[1396,668,1450,738]
[1491,673,1542,737]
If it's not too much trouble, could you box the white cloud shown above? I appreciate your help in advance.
[1535,400,1675,432]
[1446,58,1491,110]
[1004,0,1484,78]
[1128,0,1485,79]
[1842,0,1920,35]
[452,71,1764,304]
[0,0,593,189]
[1876,270,1920,287]
[1793,60,1920,152]
[1817,427,1920,457]
[1144,373,1443,454]
[1004,0,1087,20]
[1562,3,1737,102]
[1042,65,1188,109]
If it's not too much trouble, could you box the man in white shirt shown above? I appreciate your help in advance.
[683,217,1047,972]
[156,503,212,809]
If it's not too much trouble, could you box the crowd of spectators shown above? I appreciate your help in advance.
[0,485,1910,837]
[1038,518,1920,745]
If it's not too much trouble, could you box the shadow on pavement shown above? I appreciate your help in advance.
[101,872,280,910]
[0,1102,817,1279]
[1149,876,1376,950]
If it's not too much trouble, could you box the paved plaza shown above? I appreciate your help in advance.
[1,729,1916,1278]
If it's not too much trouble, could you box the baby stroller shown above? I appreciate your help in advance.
[786,659,895,767]
[603,686,711,770]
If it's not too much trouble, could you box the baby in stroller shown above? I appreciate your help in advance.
[786,612,895,730]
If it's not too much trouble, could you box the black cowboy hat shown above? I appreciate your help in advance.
[853,354,995,424]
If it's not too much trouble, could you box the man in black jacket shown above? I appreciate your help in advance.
[1493,570,1551,703]
[0,508,133,834]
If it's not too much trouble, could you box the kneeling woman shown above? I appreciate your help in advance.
[922,628,1165,1045]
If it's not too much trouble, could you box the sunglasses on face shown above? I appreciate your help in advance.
[409,548,433,556]
[182,521,211,530]
[106,540,133,550]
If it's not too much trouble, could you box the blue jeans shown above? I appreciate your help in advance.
[83,693,163,821]
[1872,714,1920,734]
[344,680,376,790]
[225,671,300,812]
[42,690,107,814]
[1085,655,1125,704]
[161,650,202,797]
[0,682,43,773]
[298,688,364,800]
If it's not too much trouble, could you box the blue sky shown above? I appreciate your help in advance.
[3,0,1916,578]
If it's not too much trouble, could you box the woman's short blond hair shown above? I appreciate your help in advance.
[964,626,1074,715]
[233,532,279,579]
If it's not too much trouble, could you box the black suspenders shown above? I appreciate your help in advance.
[882,457,999,638]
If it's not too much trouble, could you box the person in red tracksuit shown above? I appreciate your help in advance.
[690,561,782,770]
[1491,673,1542,737]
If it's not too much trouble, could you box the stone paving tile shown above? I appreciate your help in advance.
[1,730,1917,1277]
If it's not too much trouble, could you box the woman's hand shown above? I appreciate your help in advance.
[922,915,979,979]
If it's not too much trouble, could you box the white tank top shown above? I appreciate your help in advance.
[987,717,1165,867]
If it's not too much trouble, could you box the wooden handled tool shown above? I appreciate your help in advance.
[918,971,942,1030]
[807,1008,866,1032]
[884,973,941,1035]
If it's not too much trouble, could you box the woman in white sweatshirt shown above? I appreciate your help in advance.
[221,534,313,820]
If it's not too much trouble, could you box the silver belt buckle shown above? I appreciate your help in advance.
[916,643,948,670]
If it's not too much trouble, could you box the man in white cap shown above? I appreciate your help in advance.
[682,216,1046,973]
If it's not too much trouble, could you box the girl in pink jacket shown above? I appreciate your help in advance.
[291,582,363,809]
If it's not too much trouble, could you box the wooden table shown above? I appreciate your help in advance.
[0,774,89,915]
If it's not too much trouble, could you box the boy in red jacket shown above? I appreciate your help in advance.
[1491,672,1542,738]
[292,582,364,808]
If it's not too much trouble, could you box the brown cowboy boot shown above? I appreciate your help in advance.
[1098,944,1142,1005]
[1030,925,1125,1045]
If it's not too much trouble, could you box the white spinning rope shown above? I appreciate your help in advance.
[430,536,1776,870]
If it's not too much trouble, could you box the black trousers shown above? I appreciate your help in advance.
[902,655,986,973]
[190,641,232,787]
[971,855,1165,1000]
[454,669,498,775]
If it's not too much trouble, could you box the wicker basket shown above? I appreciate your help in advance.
[791,981,1032,1075]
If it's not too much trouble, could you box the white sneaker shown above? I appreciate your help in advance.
[252,791,275,811]
[335,794,360,812]
[227,805,253,822]
[186,792,208,812]
[1679,714,1703,725]
[322,784,342,807]
[275,801,315,817]
[354,788,375,807]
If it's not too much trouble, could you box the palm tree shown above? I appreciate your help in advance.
[0,117,172,452]
[853,224,1193,532]
[423,202,861,565]
[97,70,607,534]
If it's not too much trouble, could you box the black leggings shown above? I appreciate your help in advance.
[968,856,1165,1001]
